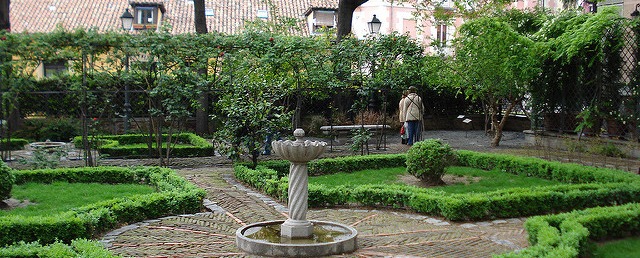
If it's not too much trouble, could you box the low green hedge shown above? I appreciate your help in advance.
[0,239,119,257]
[0,161,14,200]
[1,166,206,246]
[496,203,640,258]
[0,138,29,151]
[235,151,640,221]
[73,133,214,158]
[456,150,638,184]
[242,154,407,177]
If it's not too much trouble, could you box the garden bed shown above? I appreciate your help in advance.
[0,165,206,246]
[235,151,640,221]
[0,138,29,151]
[73,133,214,158]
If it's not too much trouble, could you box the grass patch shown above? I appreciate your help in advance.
[1,182,155,217]
[309,167,407,186]
[309,166,562,193]
[593,237,640,258]
[435,166,562,193]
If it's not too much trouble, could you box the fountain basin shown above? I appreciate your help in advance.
[236,220,357,257]
[29,141,66,149]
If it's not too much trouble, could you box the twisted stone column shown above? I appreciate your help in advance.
[287,162,309,221]
[271,129,326,239]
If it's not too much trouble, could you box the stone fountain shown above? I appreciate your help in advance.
[236,129,358,257]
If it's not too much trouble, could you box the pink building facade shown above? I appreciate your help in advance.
[347,0,635,54]
[351,0,464,54]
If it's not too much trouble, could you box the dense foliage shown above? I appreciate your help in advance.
[0,8,637,156]
[0,239,119,257]
[454,12,543,146]
[406,139,456,185]
[0,160,13,200]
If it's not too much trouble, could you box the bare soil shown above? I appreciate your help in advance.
[0,198,35,210]
[398,174,481,188]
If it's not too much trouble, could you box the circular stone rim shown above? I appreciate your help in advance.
[235,220,358,257]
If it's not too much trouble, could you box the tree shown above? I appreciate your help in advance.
[0,0,8,31]
[213,28,296,168]
[193,0,209,134]
[337,0,368,41]
[194,0,207,34]
[454,15,543,147]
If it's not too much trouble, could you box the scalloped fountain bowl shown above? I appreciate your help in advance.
[236,220,357,257]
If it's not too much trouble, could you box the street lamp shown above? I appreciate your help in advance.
[631,4,640,18]
[368,15,381,34]
[120,8,134,31]
[120,8,133,133]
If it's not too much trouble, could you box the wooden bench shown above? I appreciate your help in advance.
[320,125,391,135]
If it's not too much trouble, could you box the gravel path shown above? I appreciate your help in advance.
[5,130,522,170]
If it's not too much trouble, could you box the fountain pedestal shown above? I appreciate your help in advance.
[235,129,358,257]
[273,129,324,239]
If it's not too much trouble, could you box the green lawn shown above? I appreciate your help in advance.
[1,182,156,217]
[593,237,640,258]
[309,166,562,193]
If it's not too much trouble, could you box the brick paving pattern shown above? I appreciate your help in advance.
[102,167,528,257]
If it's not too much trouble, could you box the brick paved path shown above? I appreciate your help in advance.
[102,166,528,257]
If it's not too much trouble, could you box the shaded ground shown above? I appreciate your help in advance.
[4,130,530,169]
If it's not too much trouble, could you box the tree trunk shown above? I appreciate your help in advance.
[194,0,207,34]
[0,0,9,31]
[490,99,517,147]
[194,0,209,134]
[337,0,368,41]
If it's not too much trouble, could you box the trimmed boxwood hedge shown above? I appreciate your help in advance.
[0,161,14,200]
[234,151,640,221]
[496,203,640,258]
[73,133,214,158]
[0,239,119,257]
[1,166,206,246]
[239,154,407,178]
[0,138,29,151]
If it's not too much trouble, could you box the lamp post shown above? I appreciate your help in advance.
[368,15,381,34]
[632,4,640,18]
[120,9,133,133]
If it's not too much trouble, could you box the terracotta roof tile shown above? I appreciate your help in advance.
[10,0,338,35]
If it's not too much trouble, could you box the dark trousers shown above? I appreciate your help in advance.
[406,120,421,145]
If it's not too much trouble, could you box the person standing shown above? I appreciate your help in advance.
[398,90,409,144]
[402,86,424,145]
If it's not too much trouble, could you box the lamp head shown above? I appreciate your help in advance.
[120,8,134,30]
[368,15,382,34]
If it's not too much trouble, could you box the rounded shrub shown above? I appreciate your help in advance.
[0,160,14,200]
[406,139,456,185]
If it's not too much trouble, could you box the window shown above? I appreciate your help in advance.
[136,7,155,25]
[306,9,336,35]
[43,61,67,77]
[129,3,164,30]
[257,10,269,19]
[436,24,447,46]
